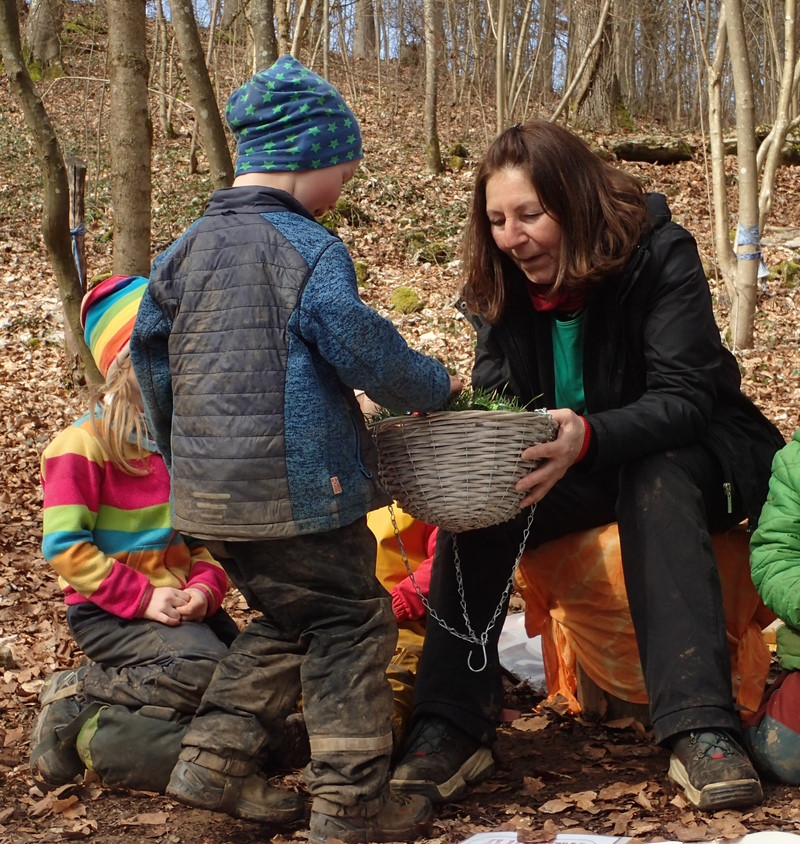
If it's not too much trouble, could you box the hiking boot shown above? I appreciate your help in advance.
[166,757,305,822]
[29,667,88,785]
[309,787,432,843]
[668,729,763,811]
[390,716,494,803]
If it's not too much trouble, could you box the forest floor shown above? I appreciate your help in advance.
[1,10,800,843]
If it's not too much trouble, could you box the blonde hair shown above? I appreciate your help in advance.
[89,357,150,476]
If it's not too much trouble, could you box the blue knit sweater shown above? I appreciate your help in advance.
[131,186,452,540]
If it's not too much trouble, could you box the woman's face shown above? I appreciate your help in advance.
[484,167,562,288]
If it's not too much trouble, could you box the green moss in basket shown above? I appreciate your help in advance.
[367,388,533,423]
[442,388,531,412]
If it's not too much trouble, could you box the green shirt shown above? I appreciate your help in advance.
[551,311,586,413]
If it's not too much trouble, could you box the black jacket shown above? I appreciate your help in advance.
[462,193,785,523]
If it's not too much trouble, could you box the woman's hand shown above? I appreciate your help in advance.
[515,408,587,507]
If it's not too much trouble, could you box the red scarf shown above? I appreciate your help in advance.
[526,283,587,314]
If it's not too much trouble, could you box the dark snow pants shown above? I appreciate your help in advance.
[179,516,397,816]
[411,443,746,746]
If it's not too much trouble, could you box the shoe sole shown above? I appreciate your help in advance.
[166,764,305,823]
[309,818,432,843]
[390,747,495,803]
[668,754,763,810]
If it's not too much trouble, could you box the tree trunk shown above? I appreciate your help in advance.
[0,0,101,384]
[25,0,62,73]
[724,0,760,349]
[107,0,151,277]
[707,6,736,302]
[249,0,278,71]
[423,0,443,173]
[494,0,507,131]
[154,0,175,139]
[354,0,377,59]
[552,0,613,125]
[170,0,234,188]
[275,0,291,55]
[571,0,617,128]
[532,0,556,96]
[756,0,798,231]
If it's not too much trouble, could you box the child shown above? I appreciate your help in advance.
[30,274,239,794]
[369,505,435,750]
[747,427,800,784]
[130,55,460,843]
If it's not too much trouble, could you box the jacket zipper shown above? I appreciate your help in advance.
[349,410,373,479]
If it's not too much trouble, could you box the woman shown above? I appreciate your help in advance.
[390,121,785,812]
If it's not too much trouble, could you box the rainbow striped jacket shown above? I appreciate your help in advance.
[40,413,229,619]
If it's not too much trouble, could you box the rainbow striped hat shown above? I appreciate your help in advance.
[80,274,148,379]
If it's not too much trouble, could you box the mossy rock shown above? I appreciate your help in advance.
[448,155,465,172]
[354,260,369,288]
[391,286,424,314]
[414,240,453,265]
[448,142,469,158]
[769,259,800,288]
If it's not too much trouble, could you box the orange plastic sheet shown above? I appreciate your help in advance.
[515,523,773,720]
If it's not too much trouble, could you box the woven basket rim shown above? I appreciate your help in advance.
[369,408,551,430]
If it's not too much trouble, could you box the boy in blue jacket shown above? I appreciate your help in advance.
[131,55,460,844]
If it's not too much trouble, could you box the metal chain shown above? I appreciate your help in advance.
[388,504,536,672]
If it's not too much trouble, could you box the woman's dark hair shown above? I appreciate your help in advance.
[462,120,652,321]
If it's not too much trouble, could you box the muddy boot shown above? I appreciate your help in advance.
[29,667,89,785]
[166,748,305,823]
[308,786,432,843]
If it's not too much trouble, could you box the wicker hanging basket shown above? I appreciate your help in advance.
[371,409,558,533]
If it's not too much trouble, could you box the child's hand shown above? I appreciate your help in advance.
[176,587,209,622]
[144,586,192,625]
[448,375,464,397]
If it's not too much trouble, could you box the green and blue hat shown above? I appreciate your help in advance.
[225,54,362,176]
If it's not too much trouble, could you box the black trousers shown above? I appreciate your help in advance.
[412,443,745,746]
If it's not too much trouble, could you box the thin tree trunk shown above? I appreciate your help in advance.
[424,0,443,173]
[155,0,175,138]
[724,0,759,349]
[0,0,101,383]
[170,0,233,188]
[275,0,291,55]
[757,0,799,230]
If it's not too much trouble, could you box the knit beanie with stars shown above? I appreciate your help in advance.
[225,54,362,176]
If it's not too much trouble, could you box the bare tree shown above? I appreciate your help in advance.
[249,0,279,70]
[423,0,443,172]
[25,0,63,73]
[703,0,800,348]
[153,0,176,139]
[107,0,151,277]
[532,0,556,96]
[170,0,234,188]
[354,0,377,58]
[0,0,100,383]
[552,0,613,124]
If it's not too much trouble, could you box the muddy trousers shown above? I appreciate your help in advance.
[412,444,745,747]
[179,517,397,816]
[63,604,238,791]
